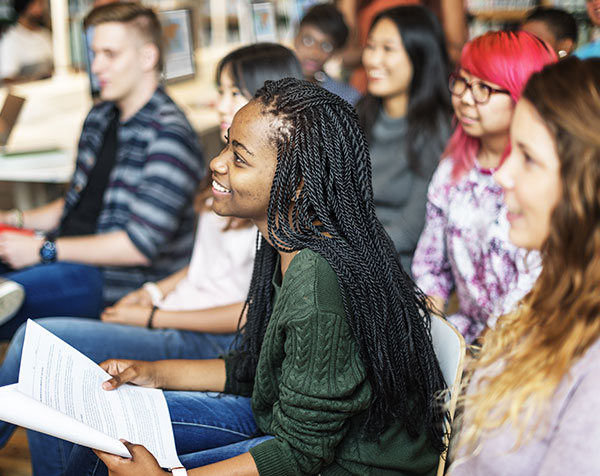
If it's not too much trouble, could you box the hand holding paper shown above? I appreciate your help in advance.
[0,319,182,468]
[100,359,162,391]
[94,440,169,476]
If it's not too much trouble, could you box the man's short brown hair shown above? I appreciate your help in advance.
[84,2,164,72]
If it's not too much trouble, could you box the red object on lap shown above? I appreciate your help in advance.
[0,225,35,236]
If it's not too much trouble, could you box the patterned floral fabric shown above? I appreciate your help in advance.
[412,158,541,344]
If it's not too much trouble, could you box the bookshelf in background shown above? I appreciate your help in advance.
[466,0,594,46]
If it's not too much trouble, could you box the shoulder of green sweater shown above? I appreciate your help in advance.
[283,248,345,315]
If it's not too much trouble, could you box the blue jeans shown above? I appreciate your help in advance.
[0,317,236,475]
[64,392,272,475]
[0,262,104,340]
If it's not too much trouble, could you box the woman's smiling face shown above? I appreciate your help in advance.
[494,98,561,250]
[209,100,278,232]
[363,18,413,101]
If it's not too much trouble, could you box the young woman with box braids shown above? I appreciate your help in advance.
[64,78,447,476]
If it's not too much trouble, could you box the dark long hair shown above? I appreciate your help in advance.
[232,78,447,448]
[357,5,452,177]
[215,43,303,98]
[198,43,303,212]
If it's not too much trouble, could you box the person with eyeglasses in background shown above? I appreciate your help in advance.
[412,31,556,346]
[293,3,361,105]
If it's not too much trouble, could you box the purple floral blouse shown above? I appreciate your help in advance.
[412,158,541,344]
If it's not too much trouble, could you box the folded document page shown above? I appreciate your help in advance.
[0,319,181,468]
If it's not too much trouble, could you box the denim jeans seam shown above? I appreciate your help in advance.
[173,421,254,438]
[91,456,101,476]
[58,440,66,473]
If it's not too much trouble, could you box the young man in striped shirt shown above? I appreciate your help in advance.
[0,2,204,340]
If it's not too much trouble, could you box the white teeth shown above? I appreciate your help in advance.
[212,180,230,193]
[368,70,386,79]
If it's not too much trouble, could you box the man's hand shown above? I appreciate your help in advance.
[101,305,154,327]
[0,232,43,268]
[93,441,168,476]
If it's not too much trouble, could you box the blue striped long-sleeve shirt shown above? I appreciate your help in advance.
[60,87,204,304]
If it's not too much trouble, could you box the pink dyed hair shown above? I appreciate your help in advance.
[445,30,557,180]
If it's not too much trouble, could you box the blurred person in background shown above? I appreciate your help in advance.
[357,5,452,272]
[0,0,53,82]
[294,3,360,105]
[574,0,600,58]
[521,6,578,58]
[0,2,203,340]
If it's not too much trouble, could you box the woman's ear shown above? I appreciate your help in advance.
[556,38,575,57]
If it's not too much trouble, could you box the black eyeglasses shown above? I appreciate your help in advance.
[448,73,511,105]
[300,34,334,54]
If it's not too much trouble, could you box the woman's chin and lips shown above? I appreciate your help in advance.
[504,204,528,248]
[502,189,548,251]
[301,59,322,78]
[210,178,232,216]
[453,107,481,133]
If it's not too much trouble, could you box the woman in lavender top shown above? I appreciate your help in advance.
[449,57,600,476]
[412,31,556,344]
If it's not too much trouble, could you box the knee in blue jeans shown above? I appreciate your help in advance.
[64,444,107,476]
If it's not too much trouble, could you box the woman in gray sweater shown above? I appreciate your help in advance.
[357,6,452,272]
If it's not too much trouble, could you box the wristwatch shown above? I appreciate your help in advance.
[169,466,188,476]
[39,239,57,264]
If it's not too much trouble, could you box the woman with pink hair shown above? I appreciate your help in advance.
[412,31,556,345]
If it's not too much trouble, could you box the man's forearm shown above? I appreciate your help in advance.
[2,198,65,231]
[55,230,150,267]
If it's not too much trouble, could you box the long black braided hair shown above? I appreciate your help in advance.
[231,78,447,450]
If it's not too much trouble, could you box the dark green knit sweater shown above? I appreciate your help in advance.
[224,249,438,475]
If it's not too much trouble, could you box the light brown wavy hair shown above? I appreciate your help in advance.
[454,57,600,454]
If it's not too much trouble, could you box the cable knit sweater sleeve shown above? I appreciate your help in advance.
[247,249,372,476]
